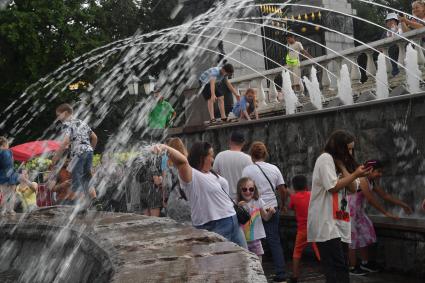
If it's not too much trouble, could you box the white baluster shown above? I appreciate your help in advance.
[397,42,406,74]
[268,75,279,103]
[381,47,393,75]
[415,38,425,68]
[321,63,331,93]
[350,55,361,86]
[366,52,377,82]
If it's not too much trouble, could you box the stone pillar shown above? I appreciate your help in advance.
[350,54,362,88]
[397,42,406,75]
[268,75,279,103]
[366,51,377,82]
[381,47,393,75]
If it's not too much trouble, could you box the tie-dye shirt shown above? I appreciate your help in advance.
[240,198,266,242]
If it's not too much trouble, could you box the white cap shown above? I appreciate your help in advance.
[385,13,398,22]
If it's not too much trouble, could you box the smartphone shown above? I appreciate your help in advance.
[364,160,377,169]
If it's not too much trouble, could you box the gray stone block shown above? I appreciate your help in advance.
[390,85,409,96]
[357,91,377,102]
[323,96,344,108]
[299,101,319,112]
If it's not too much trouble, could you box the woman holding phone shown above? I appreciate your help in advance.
[307,130,371,283]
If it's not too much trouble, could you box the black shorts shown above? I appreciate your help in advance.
[200,82,224,100]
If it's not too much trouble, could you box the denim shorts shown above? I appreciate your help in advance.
[195,214,245,247]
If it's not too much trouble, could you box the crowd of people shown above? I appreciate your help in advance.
[0,106,423,283]
[0,103,101,214]
[1,2,425,282]
[146,129,421,283]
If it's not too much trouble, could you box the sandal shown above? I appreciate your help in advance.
[221,117,228,122]
[208,118,217,124]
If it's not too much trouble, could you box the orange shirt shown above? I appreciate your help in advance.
[289,191,311,232]
[54,168,76,202]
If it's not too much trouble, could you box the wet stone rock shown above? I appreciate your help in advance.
[0,207,266,283]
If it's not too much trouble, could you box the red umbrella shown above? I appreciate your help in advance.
[10,140,60,162]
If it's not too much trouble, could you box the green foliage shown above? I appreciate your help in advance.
[0,0,185,144]
[24,157,52,172]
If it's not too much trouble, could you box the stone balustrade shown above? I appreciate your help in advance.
[228,28,425,115]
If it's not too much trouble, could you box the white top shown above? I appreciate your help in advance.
[242,161,285,208]
[240,198,266,241]
[179,168,235,226]
[307,153,351,243]
[288,41,303,60]
[213,150,253,201]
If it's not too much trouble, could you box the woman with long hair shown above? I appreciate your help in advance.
[307,130,371,283]
[153,141,245,247]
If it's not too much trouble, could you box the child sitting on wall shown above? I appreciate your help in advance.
[228,88,259,121]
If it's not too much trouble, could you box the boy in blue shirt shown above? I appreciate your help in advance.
[199,63,240,123]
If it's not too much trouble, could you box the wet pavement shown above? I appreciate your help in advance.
[262,256,423,283]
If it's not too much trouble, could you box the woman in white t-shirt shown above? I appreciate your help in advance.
[242,142,287,282]
[153,141,245,247]
[307,130,370,283]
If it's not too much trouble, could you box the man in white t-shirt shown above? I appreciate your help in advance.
[213,131,252,201]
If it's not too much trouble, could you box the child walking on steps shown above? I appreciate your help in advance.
[237,177,275,263]
[0,136,36,215]
[348,160,413,276]
[288,175,320,283]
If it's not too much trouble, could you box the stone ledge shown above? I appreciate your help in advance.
[0,207,266,283]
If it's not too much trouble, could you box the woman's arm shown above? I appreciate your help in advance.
[373,185,413,214]
[154,145,192,183]
[277,184,287,209]
[359,178,398,219]
[406,18,425,30]
[328,164,369,193]
[336,162,358,193]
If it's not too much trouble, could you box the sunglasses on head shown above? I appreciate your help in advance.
[241,187,255,193]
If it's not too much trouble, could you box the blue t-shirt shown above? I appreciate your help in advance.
[232,96,255,118]
[199,67,226,85]
[0,149,19,185]
[232,96,247,117]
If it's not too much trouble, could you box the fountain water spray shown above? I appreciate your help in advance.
[376,53,389,99]
[303,67,323,110]
[337,64,354,105]
[282,70,299,114]
[405,44,421,94]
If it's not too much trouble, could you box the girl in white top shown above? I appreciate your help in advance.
[237,177,275,263]
[307,130,370,283]
[153,141,245,247]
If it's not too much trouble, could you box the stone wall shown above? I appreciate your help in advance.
[280,214,425,278]
[176,93,425,215]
